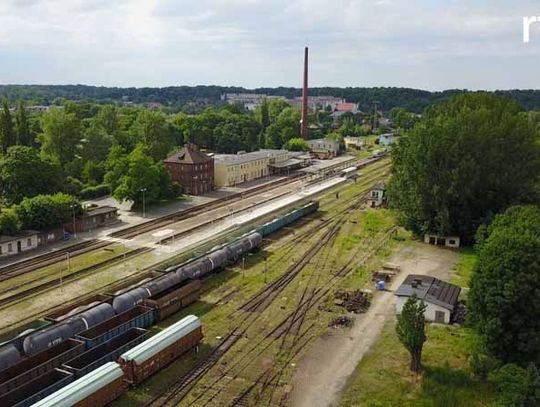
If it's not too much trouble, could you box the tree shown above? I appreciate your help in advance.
[388,92,540,238]
[284,137,309,152]
[38,108,82,166]
[396,294,427,373]
[469,205,540,366]
[134,110,174,161]
[80,123,113,162]
[14,101,31,146]
[489,363,540,407]
[0,146,64,205]
[0,99,15,153]
[0,208,20,235]
[389,107,419,130]
[16,193,81,230]
[95,104,118,135]
[113,145,178,206]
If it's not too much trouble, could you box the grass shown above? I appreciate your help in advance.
[339,321,496,407]
[451,249,477,288]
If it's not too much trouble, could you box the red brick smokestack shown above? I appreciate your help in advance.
[300,46,309,139]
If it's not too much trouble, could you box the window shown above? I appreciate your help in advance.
[435,310,445,323]
[8,243,12,252]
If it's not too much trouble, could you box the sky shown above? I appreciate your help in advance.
[0,0,540,90]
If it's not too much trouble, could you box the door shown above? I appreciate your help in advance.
[17,241,22,253]
[435,310,445,323]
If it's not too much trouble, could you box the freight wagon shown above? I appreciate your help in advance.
[75,305,154,349]
[30,362,125,407]
[0,368,73,407]
[119,315,203,384]
[0,339,83,396]
[0,200,319,388]
[62,328,148,378]
[32,316,203,407]
[144,280,201,321]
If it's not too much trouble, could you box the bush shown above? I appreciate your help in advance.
[15,193,81,230]
[0,208,21,235]
[79,184,111,199]
[489,363,540,406]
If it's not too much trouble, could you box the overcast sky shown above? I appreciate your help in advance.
[0,0,539,90]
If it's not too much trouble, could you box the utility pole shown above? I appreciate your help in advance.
[70,204,77,239]
[140,188,147,218]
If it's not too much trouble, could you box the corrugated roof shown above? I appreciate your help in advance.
[395,274,461,310]
[214,150,288,166]
[120,315,200,364]
[30,362,123,407]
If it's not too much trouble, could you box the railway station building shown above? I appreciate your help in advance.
[163,144,214,195]
[213,149,291,187]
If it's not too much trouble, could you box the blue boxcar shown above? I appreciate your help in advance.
[75,305,154,349]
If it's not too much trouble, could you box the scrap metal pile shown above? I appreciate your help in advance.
[333,289,372,314]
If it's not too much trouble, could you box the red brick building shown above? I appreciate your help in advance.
[163,144,214,195]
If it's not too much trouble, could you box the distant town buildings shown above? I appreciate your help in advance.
[222,93,287,111]
[335,102,359,113]
[163,144,215,195]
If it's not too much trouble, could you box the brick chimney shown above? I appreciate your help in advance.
[300,46,309,139]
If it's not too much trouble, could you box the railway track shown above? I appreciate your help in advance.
[0,156,374,282]
[143,178,388,406]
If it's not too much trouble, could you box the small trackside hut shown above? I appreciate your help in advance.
[395,275,461,324]
[118,315,203,385]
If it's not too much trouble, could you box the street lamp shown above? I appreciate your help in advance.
[70,204,77,239]
[140,188,147,218]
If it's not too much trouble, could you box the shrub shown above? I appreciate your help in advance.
[15,193,81,230]
[489,363,540,406]
[79,184,111,199]
[0,208,21,235]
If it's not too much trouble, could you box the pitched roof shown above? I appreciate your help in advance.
[395,274,461,310]
[164,145,213,165]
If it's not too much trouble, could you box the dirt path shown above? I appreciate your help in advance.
[288,242,459,407]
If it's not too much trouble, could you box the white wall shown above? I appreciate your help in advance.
[0,234,38,258]
[395,296,451,324]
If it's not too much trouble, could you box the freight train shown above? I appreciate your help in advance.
[0,201,319,405]
[18,315,202,407]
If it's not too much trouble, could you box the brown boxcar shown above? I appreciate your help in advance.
[144,280,201,321]
[0,339,83,396]
[119,315,203,385]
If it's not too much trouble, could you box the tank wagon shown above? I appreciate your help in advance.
[0,200,319,393]
[30,315,202,407]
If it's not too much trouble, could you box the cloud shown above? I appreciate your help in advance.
[0,0,539,89]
